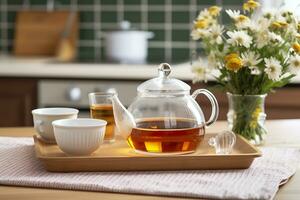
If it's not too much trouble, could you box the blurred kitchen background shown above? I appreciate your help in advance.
[0,0,299,127]
[0,0,251,63]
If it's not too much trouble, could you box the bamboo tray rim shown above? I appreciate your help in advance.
[33,134,262,172]
[33,134,262,160]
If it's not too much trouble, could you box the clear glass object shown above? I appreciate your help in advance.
[89,92,116,143]
[110,63,219,155]
[208,130,236,155]
[227,93,267,146]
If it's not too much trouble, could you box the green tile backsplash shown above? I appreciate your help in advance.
[0,0,244,63]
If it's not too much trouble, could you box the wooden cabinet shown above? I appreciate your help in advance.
[0,78,37,127]
[266,87,300,119]
[190,82,300,120]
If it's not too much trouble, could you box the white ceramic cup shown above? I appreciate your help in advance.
[32,108,79,143]
[52,118,107,156]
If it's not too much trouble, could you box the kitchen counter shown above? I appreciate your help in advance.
[0,120,300,200]
[0,56,195,80]
[1,56,300,83]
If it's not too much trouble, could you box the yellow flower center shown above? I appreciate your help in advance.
[294,60,300,67]
[226,57,243,71]
[278,21,288,27]
[236,15,249,23]
[272,21,288,29]
[208,6,221,16]
[293,43,300,54]
[269,66,276,72]
[224,53,239,62]
[194,19,208,29]
[236,37,244,44]
[248,0,260,7]
[243,0,260,11]
[271,22,282,28]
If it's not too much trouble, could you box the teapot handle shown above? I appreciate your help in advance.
[192,89,219,127]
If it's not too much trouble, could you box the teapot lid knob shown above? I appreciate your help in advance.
[137,62,190,94]
[158,63,171,78]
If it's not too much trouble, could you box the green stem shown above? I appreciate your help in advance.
[228,94,267,144]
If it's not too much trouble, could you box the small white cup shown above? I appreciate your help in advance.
[32,108,79,143]
[52,118,107,156]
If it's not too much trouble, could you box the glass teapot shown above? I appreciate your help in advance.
[111,63,219,155]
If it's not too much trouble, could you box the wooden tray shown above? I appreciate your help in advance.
[34,134,261,172]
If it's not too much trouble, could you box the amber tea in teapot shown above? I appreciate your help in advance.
[128,118,205,154]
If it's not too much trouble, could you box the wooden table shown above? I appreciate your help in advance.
[0,120,299,200]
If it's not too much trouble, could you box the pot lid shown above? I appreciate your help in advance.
[113,21,139,32]
[107,21,154,39]
[119,21,131,30]
[105,21,136,33]
[137,63,191,94]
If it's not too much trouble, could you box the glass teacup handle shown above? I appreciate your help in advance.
[35,120,44,133]
[192,89,219,126]
[208,130,236,154]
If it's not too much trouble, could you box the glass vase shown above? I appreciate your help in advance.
[227,93,267,145]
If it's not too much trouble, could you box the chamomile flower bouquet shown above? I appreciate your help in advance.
[191,0,300,144]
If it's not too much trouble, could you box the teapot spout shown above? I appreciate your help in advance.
[111,94,136,139]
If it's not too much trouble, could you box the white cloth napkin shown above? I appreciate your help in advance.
[0,137,299,200]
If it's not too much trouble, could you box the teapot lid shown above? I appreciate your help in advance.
[137,63,191,94]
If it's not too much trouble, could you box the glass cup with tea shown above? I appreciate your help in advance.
[88,92,116,143]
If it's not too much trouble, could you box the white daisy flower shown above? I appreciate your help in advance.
[191,58,209,83]
[257,18,272,32]
[226,9,240,20]
[216,36,223,44]
[226,10,251,29]
[264,57,282,81]
[227,30,253,48]
[209,24,224,44]
[190,29,210,40]
[288,55,300,74]
[249,66,261,75]
[245,20,259,32]
[200,29,210,37]
[255,31,269,49]
[268,32,283,43]
[191,29,201,40]
[241,51,262,67]
[288,27,299,38]
[197,9,211,20]
[241,51,262,75]
[235,16,251,29]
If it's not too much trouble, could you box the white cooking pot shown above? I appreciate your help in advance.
[103,21,154,64]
